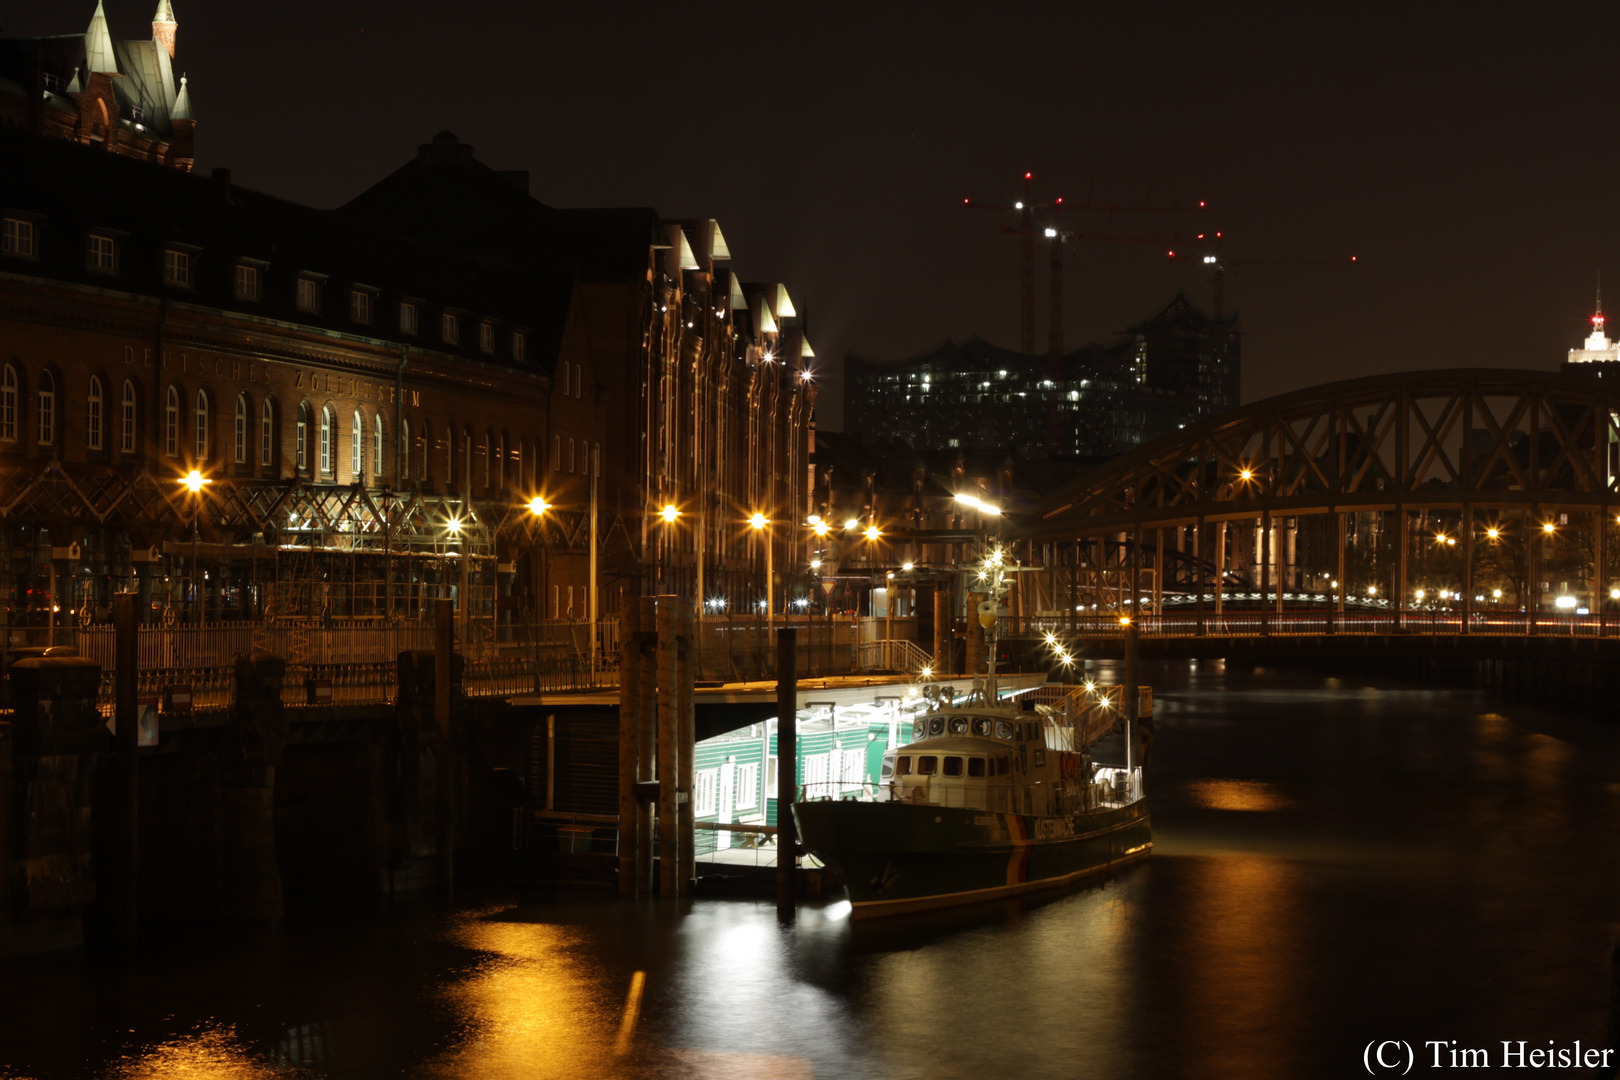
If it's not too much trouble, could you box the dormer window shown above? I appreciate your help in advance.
[164,248,192,287]
[512,331,526,362]
[2,217,36,260]
[296,277,321,314]
[87,233,118,274]
[233,262,261,301]
[350,288,372,324]
[399,301,419,335]
[479,322,494,353]
[441,312,459,345]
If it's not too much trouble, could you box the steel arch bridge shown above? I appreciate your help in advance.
[1012,368,1620,631]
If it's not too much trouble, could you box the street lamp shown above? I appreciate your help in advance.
[180,469,210,624]
[749,512,773,624]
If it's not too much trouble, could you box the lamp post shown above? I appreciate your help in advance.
[181,469,210,625]
[749,512,773,626]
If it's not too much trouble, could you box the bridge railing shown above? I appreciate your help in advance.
[1014,610,1620,639]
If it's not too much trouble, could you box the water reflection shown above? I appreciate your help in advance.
[2,664,1617,1080]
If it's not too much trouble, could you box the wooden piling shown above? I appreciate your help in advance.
[113,593,138,955]
[656,597,679,897]
[434,597,454,896]
[776,628,798,912]
[617,599,640,896]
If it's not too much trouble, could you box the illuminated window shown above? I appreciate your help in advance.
[351,410,363,479]
[374,414,385,479]
[479,322,494,353]
[296,278,320,313]
[441,313,458,345]
[36,370,53,446]
[350,289,371,324]
[87,376,103,451]
[296,402,309,471]
[399,302,418,335]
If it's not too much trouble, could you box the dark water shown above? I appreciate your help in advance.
[5,661,1619,1080]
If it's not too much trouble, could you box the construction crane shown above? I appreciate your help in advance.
[966,176,1205,359]
[1168,234,1359,322]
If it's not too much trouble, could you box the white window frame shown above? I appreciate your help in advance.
[296,403,309,471]
[35,369,53,446]
[194,389,210,461]
[735,762,759,811]
[163,249,191,287]
[351,410,364,479]
[88,233,116,273]
[695,769,718,817]
[234,394,248,464]
[320,406,334,475]
[164,386,179,457]
[350,289,371,324]
[399,302,418,335]
[2,217,36,259]
[260,399,274,466]
[296,277,320,313]
[374,414,385,479]
[87,376,103,451]
[120,380,136,453]
[233,263,260,301]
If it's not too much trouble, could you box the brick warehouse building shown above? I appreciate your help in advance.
[0,7,816,643]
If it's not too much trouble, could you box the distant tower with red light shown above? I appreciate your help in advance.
[1568,279,1620,365]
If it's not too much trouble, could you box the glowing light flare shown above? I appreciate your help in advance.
[1367,585,1378,596]
[446,517,463,536]
[748,512,769,530]
[1543,522,1557,534]
[1487,527,1501,540]
[902,562,915,571]
[864,526,882,542]
[812,520,830,537]
[181,469,209,493]
[661,504,680,523]
[1493,589,1504,599]
[528,496,550,515]
[844,518,859,531]
[1238,468,1254,482]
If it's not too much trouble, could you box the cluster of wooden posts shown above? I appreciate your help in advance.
[617,597,801,908]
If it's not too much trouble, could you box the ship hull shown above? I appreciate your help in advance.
[792,799,1151,918]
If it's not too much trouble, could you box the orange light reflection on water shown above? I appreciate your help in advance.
[109,1024,293,1080]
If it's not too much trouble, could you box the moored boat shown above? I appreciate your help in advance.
[793,679,1151,918]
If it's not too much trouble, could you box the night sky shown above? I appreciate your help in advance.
[10,1,1620,432]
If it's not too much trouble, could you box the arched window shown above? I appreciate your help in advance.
[320,405,335,475]
[87,376,103,451]
[234,393,249,464]
[121,380,136,453]
[374,414,385,480]
[1,365,18,441]
[194,389,210,461]
[568,437,576,473]
[418,422,429,481]
[351,409,363,480]
[296,402,309,472]
[401,418,411,479]
[37,370,54,446]
[164,386,180,457]
[260,398,274,467]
